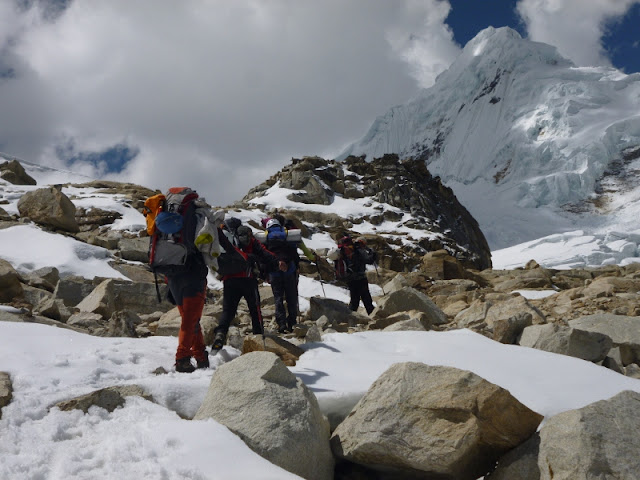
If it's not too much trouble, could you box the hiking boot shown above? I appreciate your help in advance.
[277,324,288,334]
[196,356,210,369]
[287,319,297,332]
[212,331,226,351]
[175,357,195,373]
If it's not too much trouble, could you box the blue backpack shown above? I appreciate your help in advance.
[266,225,288,246]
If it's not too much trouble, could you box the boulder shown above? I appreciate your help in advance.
[67,312,105,334]
[382,318,427,331]
[194,352,334,480]
[118,237,150,262]
[36,297,76,322]
[0,372,12,419]
[0,258,24,302]
[20,284,53,310]
[23,266,60,292]
[76,279,116,318]
[370,309,432,330]
[54,385,153,413]
[519,323,613,363]
[107,310,142,337]
[52,276,95,307]
[0,159,36,185]
[493,268,554,291]
[309,296,370,326]
[371,287,447,325]
[537,390,640,479]
[569,314,640,366]
[331,363,543,480]
[0,206,13,221]
[242,334,305,366]
[17,186,79,232]
[486,435,541,480]
[76,279,173,320]
[456,295,545,343]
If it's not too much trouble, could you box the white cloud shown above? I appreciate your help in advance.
[517,0,640,67]
[0,0,460,205]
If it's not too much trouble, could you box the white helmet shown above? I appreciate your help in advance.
[266,218,281,229]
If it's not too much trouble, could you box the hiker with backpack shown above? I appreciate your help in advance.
[144,187,224,373]
[260,215,316,333]
[328,234,378,315]
[212,218,279,351]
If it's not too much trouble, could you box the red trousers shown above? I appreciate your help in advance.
[175,289,207,362]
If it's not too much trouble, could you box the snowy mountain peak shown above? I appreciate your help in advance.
[340,27,640,250]
[441,26,571,84]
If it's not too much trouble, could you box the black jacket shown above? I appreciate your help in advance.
[342,244,377,282]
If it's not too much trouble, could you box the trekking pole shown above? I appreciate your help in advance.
[256,288,267,350]
[315,261,326,297]
[374,263,386,295]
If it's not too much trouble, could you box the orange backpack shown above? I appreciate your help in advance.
[143,194,166,236]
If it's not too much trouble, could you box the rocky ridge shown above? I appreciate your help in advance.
[240,154,492,271]
[1,156,640,479]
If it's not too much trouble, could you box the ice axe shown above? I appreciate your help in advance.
[374,263,386,296]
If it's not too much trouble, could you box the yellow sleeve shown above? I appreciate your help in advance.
[299,240,316,262]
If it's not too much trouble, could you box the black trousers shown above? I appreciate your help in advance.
[348,277,374,314]
[216,277,263,335]
[270,272,298,328]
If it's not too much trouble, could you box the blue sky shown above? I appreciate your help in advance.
[0,0,639,206]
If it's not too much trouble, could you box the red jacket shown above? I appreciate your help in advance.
[218,228,277,281]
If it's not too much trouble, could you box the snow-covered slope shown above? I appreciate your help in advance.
[341,27,640,250]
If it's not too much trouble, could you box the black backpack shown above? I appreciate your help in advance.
[216,223,252,277]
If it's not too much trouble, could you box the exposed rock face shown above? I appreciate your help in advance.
[240,154,492,271]
[331,363,543,480]
[17,186,79,232]
[194,352,334,480]
[0,159,36,185]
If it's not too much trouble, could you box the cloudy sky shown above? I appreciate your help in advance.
[1,0,639,207]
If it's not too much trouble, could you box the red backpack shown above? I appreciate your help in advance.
[334,239,354,280]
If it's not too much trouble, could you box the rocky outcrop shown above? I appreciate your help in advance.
[194,352,334,480]
[240,154,492,271]
[331,363,542,480]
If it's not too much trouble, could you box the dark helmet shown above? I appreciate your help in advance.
[224,217,242,233]
[236,225,253,247]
